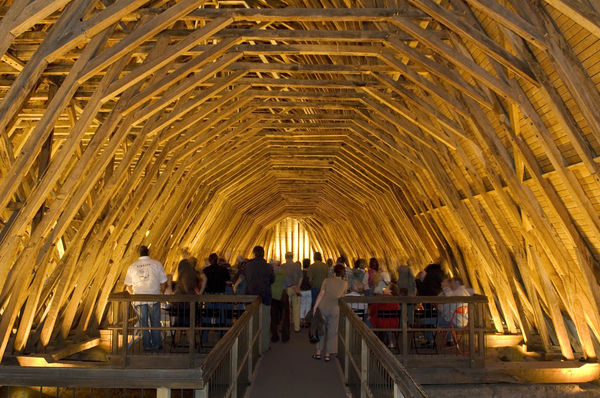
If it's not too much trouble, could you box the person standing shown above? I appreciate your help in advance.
[202,253,230,294]
[124,245,167,352]
[270,260,290,343]
[282,252,303,332]
[201,253,231,343]
[307,252,328,308]
[312,264,348,362]
[245,246,275,355]
[299,258,312,327]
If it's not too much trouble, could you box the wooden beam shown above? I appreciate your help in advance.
[462,0,547,50]
[543,0,600,39]
[406,0,538,85]
[178,8,428,22]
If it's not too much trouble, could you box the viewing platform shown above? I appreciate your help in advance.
[1,294,598,397]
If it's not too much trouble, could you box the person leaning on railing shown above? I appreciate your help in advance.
[201,253,232,343]
[170,259,199,329]
[438,277,471,346]
[312,263,348,362]
[416,263,444,349]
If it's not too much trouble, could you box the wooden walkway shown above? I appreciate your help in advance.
[248,328,349,398]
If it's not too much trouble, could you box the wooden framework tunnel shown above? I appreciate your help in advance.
[0,0,600,364]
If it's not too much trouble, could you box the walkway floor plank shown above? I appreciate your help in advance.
[249,329,349,398]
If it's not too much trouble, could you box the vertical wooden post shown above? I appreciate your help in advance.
[189,300,196,365]
[248,315,253,380]
[360,338,368,398]
[157,387,170,398]
[344,316,350,383]
[122,301,129,367]
[393,383,405,398]
[401,302,408,364]
[258,303,264,355]
[194,385,208,398]
[468,303,475,367]
[478,302,485,364]
[111,302,118,355]
[231,336,239,398]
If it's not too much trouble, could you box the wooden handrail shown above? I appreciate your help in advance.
[108,292,258,303]
[341,294,488,304]
[339,301,429,398]
[198,297,261,384]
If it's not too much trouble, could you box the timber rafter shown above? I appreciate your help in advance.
[0,0,599,363]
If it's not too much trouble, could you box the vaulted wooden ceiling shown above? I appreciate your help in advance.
[0,0,600,363]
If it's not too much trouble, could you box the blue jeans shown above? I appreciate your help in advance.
[310,287,321,308]
[423,317,437,344]
[437,318,452,343]
[202,301,226,344]
[134,302,162,350]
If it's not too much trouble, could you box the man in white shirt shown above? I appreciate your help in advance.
[124,245,167,351]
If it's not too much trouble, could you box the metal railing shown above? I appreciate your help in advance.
[339,301,428,398]
[341,295,488,368]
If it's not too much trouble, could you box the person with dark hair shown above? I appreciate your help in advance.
[417,263,446,348]
[124,245,167,351]
[326,258,334,277]
[300,258,312,326]
[245,245,274,354]
[171,259,198,336]
[351,258,369,293]
[307,252,328,308]
[232,256,248,295]
[201,253,232,343]
[312,263,348,362]
[202,253,230,294]
[367,257,380,296]
[418,263,445,296]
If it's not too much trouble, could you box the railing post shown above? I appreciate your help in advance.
[122,301,129,366]
[189,300,196,366]
[344,315,350,384]
[157,387,170,398]
[478,302,486,365]
[111,302,118,354]
[194,385,208,398]
[258,302,264,355]
[360,338,368,398]
[401,302,408,364]
[248,314,253,380]
[394,383,405,398]
[231,336,239,398]
[469,302,475,367]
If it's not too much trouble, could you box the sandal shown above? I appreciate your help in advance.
[312,353,321,360]
[324,355,331,362]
